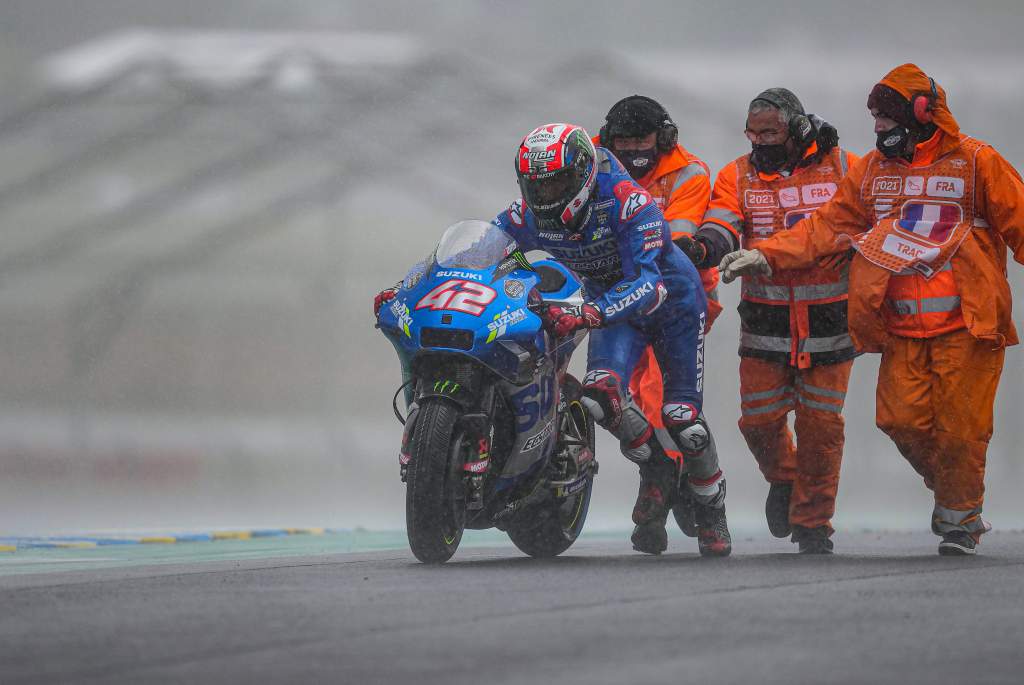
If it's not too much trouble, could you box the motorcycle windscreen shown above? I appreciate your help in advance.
[432,220,518,270]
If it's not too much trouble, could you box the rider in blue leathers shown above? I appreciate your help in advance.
[491,123,731,556]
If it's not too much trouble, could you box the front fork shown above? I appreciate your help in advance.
[398,402,419,482]
[399,382,495,512]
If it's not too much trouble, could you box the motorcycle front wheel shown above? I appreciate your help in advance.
[405,396,467,563]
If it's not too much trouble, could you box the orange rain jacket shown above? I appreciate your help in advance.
[753,65,1024,352]
[638,143,719,306]
[705,143,860,368]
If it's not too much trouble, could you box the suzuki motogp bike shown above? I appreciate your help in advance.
[377,220,597,564]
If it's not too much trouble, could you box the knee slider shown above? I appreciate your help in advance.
[673,420,710,456]
[584,369,653,462]
[662,403,709,456]
[581,369,625,430]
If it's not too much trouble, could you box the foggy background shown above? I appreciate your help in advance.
[1,0,1021,536]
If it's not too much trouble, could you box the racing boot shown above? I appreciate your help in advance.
[630,450,678,555]
[694,480,732,557]
[671,474,698,538]
[792,525,834,554]
[765,481,793,538]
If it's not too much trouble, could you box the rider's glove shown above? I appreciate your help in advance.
[673,234,709,269]
[373,285,400,317]
[719,248,772,284]
[545,303,603,338]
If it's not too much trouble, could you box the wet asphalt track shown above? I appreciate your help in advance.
[2,531,1023,685]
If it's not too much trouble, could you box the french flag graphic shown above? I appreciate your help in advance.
[898,203,960,243]
[786,210,812,228]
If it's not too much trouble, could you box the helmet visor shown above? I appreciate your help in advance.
[520,167,582,219]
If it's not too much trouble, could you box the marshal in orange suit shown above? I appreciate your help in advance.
[720,64,1024,556]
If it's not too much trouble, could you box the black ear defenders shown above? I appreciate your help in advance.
[752,91,816,148]
[912,77,938,125]
[788,112,816,148]
[599,95,678,152]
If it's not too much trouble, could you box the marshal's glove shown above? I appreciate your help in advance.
[674,234,709,269]
[373,285,400,317]
[719,248,772,284]
[545,303,603,338]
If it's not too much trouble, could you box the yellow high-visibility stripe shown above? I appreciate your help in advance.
[212,531,252,540]
[54,542,97,549]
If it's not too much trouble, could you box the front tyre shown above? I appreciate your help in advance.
[405,397,467,563]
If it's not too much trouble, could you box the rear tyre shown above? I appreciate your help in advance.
[507,478,593,558]
[405,397,467,563]
[507,404,595,558]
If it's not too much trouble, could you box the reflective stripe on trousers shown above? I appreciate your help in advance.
[933,504,987,534]
[740,332,853,355]
[740,378,846,416]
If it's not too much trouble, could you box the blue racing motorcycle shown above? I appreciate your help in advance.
[377,220,597,563]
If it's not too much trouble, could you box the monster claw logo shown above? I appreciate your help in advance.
[433,380,460,394]
[569,128,591,150]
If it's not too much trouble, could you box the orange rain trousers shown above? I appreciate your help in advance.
[738,357,854,532]
[876,329,1004,531]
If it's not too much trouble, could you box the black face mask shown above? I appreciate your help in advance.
[750,143,790,174]
[876,125,910,159]
[615,147,658,179]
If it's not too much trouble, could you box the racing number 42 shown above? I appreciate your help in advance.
[415,279,497,316]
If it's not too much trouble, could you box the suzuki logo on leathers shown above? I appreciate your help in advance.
[547,238,618,262]
[604,281,653,317]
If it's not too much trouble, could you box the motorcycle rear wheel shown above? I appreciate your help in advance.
[405,397,467,563]
[507,410,595,558]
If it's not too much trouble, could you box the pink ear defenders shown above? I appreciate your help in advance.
[912,77,938,125]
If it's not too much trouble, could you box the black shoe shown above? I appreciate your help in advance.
[671,477,697,538]
[766,482,793,538]
[695,500,732,557]
[798,538,834,554]
[938,530,977,556]
[792,525,834,554]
